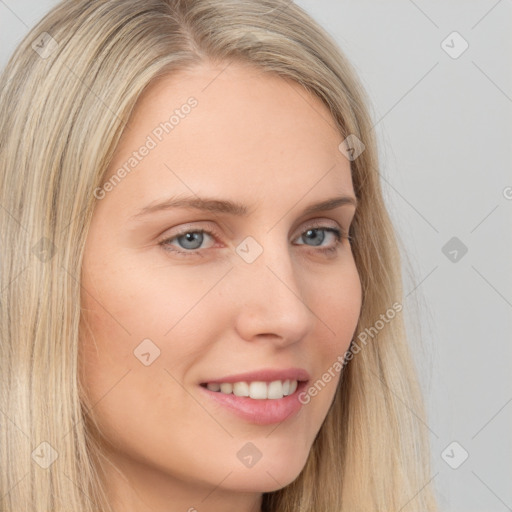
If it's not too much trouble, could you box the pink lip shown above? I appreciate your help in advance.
[198,367,310,425]
[200,367,310,384]
[199,380,308,425]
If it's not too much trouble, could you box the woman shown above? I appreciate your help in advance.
[0,1,438,511]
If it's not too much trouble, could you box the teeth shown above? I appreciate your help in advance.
[249,381,267,399]
[267,380,283,399]
[220,383,233,394]
[205,379,299,399]
[233,382,249,397]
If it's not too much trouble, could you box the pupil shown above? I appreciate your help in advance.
[180,232,202,249]
[306,228,324,247]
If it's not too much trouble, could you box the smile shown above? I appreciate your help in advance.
[199,377,309,425]
[202,379,299,399]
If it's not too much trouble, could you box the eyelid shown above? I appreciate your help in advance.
[300,218,350,239]
[158,218,349,242]
[156,221,221,244]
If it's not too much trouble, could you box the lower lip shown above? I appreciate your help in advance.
[199,381,308,425]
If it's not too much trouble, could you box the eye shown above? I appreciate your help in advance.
[293,221,350,255]
[159,228,216,257]
[158,222,351,257]
[295,226,339,245]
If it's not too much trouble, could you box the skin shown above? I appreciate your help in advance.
[79,60,362,512]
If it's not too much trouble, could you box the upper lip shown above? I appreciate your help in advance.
[201,367,310,384]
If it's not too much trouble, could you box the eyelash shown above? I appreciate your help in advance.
[158,221,352,258]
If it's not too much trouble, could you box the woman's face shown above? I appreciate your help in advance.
[80,61,361,511]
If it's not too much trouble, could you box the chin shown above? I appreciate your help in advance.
[224,445,310,493]
[225,466,304,493]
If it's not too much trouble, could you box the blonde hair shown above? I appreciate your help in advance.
[0,1,438,510]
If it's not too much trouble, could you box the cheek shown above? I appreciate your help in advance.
[77,274,197,460]
[303,258,361,401]
[78,247,161,423]
[311,255,362,349]
[77,248,225,422]
[78,248,199,355]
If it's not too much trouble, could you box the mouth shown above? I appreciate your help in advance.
[198,373,309,425]
[199,379,301,400]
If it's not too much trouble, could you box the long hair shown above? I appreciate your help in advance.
[0,1,438,510]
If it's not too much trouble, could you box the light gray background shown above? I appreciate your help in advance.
[1,1,511,511]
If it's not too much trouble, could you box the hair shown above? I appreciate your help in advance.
[0,0,438,511]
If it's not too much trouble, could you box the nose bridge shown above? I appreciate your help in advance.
[232,231,315,342]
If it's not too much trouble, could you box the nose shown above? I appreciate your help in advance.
[231,239,318,347]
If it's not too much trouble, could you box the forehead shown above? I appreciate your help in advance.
[101,61,353,211]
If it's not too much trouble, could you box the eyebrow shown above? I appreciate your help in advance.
[129,193,357,221]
